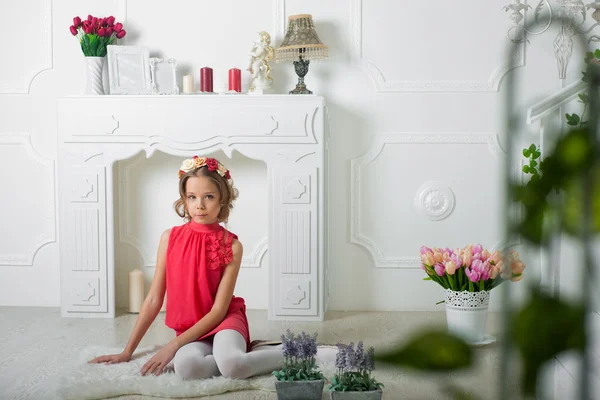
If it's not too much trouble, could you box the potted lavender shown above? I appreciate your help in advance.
[272,330,325,400]
[329,342,383,400]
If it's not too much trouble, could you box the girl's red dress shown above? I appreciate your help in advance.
[165,219,250,351]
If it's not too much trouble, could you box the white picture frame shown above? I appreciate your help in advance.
[149,58,180,95]
[107,45,153,95]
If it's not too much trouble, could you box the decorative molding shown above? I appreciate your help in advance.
[281,210,311,274]
[74,209,100,271]
[282,175,310,204]
[285,286,307,305]
[0,134,55,266]
[242,237,269,268]
[71,172,99,202]
[0,0,52,93]
[351,0,525,92]
[350,133,520,268]
[281,280,310,309]
[72,278,100,306]
[414,182,456,221]
[274,0,286,45]
[276,149,316,163]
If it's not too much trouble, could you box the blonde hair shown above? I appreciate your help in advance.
[173,166,239,223]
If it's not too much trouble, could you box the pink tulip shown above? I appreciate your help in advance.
[97,28,105,37]
[481,249,490,261]
[105,27,114,37]
[463,252,473,268]
[433,250,443,264]
[73,16,81,28]
[481,260,491,281]
[116,29,126,39]
[490,266,499,279]
[465,267,481,282]
[473,244,483,254]
[489,250,501,265]
[87,15,93,22]
[107,16,115,25]
[92,17,98,26]
[114,22,123,32]
[445,261,457,275]
[69,25,77,36]
[451,254,462,268]
[420,246,432,255]
[434,263,445,276]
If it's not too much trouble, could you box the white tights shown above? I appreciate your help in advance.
[173,329,337,380]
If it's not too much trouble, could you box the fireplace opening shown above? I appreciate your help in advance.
[113,150,269,312]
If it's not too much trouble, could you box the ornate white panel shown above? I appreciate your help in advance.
[350,0,525,92]
[0,0,52,93]
[74,209,100,272]
[282,175,311,204]
[281,279,311,309]
[72,278,100,307]
[351,133,521,268]
[0,134,55,266]
[281,210,311,274]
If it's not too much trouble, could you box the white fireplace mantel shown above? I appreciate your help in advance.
[57,94,327,321]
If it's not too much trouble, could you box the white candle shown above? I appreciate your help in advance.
[183,74,194,93]
[128,269,144,313]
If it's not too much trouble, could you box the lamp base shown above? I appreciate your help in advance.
[289,59,313,95]
[289,84,313,95]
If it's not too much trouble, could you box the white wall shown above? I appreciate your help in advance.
[0,0,592,311]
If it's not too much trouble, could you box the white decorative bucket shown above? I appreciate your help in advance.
[444,289,490,344]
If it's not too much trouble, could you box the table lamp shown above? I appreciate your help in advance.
[275,14,328,94]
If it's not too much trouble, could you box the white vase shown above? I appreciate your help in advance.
[444,289,490,344]
[84,56,108,95]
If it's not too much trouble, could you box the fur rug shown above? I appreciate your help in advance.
[52,345,339,400]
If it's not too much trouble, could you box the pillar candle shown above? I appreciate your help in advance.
[183,74,194,93]
[128,269,144,313]
[228,68,241,92]
[200,67,213,92]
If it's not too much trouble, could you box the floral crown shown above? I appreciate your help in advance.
[178,156,231,180]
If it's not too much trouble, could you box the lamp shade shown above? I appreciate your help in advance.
[275,14,328,61]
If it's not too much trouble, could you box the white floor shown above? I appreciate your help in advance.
[0,307,521,400]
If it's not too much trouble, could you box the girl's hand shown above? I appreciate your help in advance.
[141,342,178,376]
[88,352,131,364]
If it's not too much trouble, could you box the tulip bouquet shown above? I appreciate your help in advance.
[420,244,526,292]
[69,15,126,57]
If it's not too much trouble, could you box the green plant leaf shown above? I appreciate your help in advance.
[522,165,531,174]
[376,330,473,372]
[566,113,580,126]
[528,144,536,152]
[512,288,586,396]
[594,49,600,59]
[578,93,589,104]
[530,160,538,168]
[523,148,531,157]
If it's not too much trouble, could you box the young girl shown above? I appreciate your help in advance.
[90,156,334,379]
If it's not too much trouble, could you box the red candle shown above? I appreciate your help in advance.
[228,68,241,92]
[200,67,213,92]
